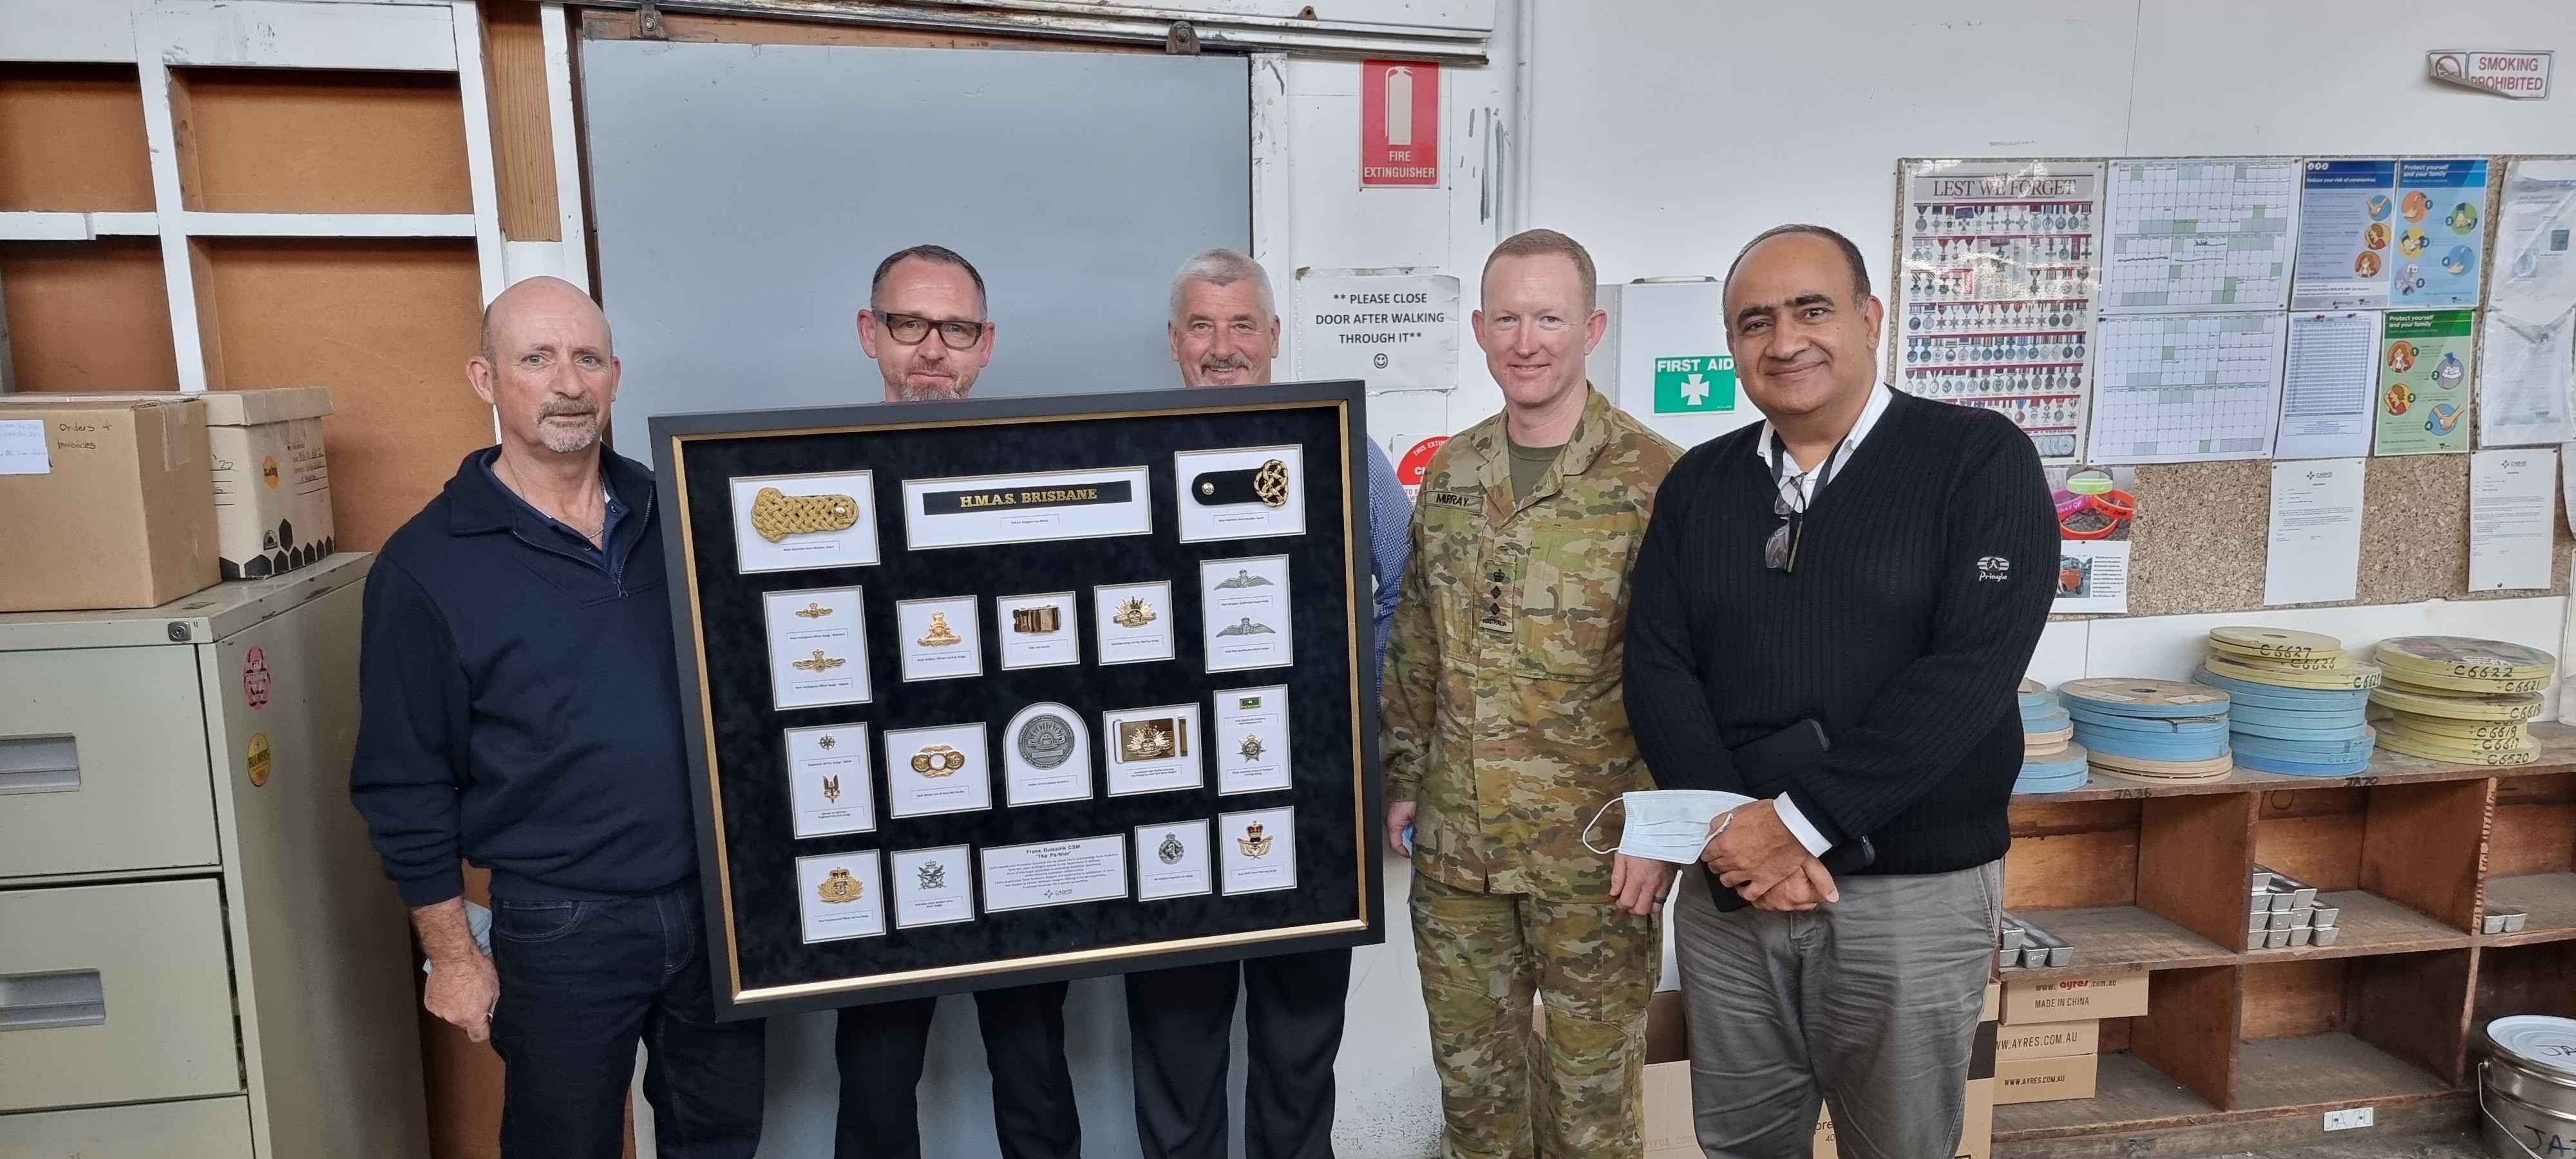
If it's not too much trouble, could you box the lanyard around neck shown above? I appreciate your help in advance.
[1770,430,1846,512]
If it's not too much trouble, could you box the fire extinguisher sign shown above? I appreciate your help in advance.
[1360,60,1439,188]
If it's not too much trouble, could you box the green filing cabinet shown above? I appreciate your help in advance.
[0,553,429,1159]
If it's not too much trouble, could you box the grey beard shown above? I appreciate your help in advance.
[894,381,971,402]
[539,413,602,453]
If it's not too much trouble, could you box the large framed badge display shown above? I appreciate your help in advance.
[652,382,1383,1019]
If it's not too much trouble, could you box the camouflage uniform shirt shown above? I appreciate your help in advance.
[1382,387,1680,902]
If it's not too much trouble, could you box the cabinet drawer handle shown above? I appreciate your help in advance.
[0,734,79,796]
[0,970,105,1030]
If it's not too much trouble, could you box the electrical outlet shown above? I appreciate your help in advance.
[2324,1107,2374,1131]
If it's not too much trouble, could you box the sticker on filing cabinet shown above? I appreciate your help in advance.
[242,645,270,710]
[247,732,272,787]
[0,420,48,474]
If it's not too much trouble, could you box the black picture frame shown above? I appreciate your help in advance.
[650,381,1385,1020]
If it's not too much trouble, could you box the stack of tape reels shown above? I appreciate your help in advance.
[2059,678,2232,784]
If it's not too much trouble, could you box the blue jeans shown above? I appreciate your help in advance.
[490,884,766,1159]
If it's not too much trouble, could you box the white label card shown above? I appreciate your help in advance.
[1003,701,1094,807]
[1094,581,1177,665]
[1200,556,1294,672]
[896,595,983,682]
[730,471,879,574]
[996,591,1081,670]
[1103,702,1205,796]
[785,723,874,838]
[1135,820,1213,900]
[763,587,871,710]
[1214,685,1292,795]
[1219,807,1298,895]
[795,851,886,943]
[1174,445,1307,543]
[889,845,976,929]
[902,466,1153,550]
[883,722,993,818]
[980,835,1130,912]
[0,420,50,475]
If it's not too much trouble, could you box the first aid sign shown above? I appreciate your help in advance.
[1653,355,1736,413]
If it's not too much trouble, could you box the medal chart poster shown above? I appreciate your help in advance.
[1896,159,2108,464]
[2375,309,2476,456]
[652,384,1381,1015]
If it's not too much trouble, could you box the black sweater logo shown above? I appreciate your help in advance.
[1976,555,2011,582]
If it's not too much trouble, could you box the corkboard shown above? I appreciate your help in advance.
[195,238,491,552]
[0,240,180,392]
[2105,455,2573,617]
[0,62,153,212]
[172,68,471,214]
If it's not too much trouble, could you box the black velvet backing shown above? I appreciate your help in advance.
[666,393,1371,1004]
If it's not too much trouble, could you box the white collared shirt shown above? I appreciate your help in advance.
[1745,382,1895,858]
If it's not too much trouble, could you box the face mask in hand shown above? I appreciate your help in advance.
[1582,790,1756,865]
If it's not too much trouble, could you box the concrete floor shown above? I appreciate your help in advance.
[2228,1131,2488,1158]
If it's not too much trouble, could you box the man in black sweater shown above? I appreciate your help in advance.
[352,276,765,1157]
[1623,226,2055,1158]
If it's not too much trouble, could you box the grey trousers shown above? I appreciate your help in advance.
[1672,862,2000,1159]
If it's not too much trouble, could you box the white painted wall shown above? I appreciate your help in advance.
[1524,0,2576,287]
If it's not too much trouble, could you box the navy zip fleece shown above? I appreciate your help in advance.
[350,448,698,906]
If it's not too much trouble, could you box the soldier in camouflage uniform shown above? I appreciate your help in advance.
[1381,229,1682,1159]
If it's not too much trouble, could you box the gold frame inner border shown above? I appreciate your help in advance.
[665,396,1371,1002]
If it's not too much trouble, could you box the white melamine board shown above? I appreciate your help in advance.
[540,3,589,290]
[448,1,506,301]
[139,0,460,71]
[179,212,478,238]
[0,0,140,61]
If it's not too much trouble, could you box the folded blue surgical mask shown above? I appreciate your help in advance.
[1582,790,1756,865]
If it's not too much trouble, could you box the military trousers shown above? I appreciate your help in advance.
[1410,872,1657,1159]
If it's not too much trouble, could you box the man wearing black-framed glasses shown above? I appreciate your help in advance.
[1623,225,2055,1158]
[857,243,996,402]
[835,245,1082,1159]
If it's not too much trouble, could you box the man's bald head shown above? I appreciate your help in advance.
[480,276,611,364]
[470,276,620,457]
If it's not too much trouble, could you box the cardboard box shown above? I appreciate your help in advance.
[1,389,336,579]
[0,396,218,610]
[1996,1019,2099,1060]
[203,388,334,579]
[1959,1077,1996,1159]
[1642,1060,1696,1159]
[1993,1051,2098,1104]
[2002,970,2150,1024]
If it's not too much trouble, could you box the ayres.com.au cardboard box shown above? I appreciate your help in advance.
[2003,970,2148,1024]
[0,396,218,611]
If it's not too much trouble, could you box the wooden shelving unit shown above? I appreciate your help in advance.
[1991,721,2576,1158]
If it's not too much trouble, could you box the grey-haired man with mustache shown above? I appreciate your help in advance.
[1118,249,1412,1159]
[352,276,766,1158]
